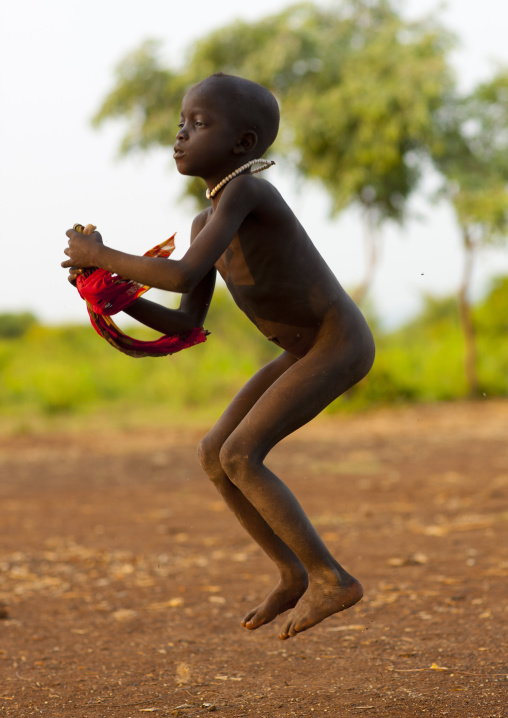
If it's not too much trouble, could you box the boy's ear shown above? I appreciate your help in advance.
[233,130,258,155]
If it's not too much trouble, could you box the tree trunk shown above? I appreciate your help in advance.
[353,207,380,305]
[458,230,479,397]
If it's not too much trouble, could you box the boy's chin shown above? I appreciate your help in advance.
[173,162,193,177]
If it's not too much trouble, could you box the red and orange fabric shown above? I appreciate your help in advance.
[74,232,207,358]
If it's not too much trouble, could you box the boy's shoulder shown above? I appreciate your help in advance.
[191,206,213,236]
[229,172,275,197]
[193,206,213,222]
[191,173,285,237]
[220,173,284,215]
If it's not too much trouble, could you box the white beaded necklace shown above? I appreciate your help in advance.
[206,159,275,199]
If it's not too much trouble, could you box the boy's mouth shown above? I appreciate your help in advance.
[173,146,185,159]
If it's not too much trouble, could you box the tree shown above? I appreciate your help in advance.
[93,0,455,298]
[431,70,508,395]
[92,39,186,154]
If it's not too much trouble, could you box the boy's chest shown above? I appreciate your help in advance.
[215,233,256,287]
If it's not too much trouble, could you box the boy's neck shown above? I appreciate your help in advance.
[206,159,275,200]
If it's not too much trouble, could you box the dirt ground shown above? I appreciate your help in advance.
[1,400,507,718]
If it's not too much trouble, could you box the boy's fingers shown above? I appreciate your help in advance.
[68,268,83,285]
[66,227,103,242]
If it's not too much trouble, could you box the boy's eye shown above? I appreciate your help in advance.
[177,119,206,129]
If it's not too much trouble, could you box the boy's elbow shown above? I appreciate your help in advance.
[171,265,196,294]
[179,273,198,295]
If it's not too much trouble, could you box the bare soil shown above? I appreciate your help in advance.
[1,401,507,717]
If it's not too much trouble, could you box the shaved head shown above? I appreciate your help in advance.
[189,73,280,156]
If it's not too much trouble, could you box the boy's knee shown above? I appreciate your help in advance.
[197,433,223,478]
[343,329,376,388]
[356,331,376,383]
[219,438,253,485]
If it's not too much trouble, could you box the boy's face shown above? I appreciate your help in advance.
[173,84,242,180]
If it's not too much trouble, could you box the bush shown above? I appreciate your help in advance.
[0,312,37,339]
[1,278,507,426]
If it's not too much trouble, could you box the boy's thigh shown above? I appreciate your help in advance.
[226,345,357,458]
[203,351,297,449]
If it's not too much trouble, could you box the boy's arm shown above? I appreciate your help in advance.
[61,175,260,293]
[122,267,215,334]
[114,210,216,334]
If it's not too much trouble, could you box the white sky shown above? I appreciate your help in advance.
[1,0,508,328]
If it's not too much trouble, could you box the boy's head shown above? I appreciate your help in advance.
[187,73,280,157]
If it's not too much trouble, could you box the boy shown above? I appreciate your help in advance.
[62,73,375,640]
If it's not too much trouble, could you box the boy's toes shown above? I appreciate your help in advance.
[242,607,272,630]
[278,617,297,640]
[241,610,255,628]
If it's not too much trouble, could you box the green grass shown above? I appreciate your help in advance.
[1,277,507,433]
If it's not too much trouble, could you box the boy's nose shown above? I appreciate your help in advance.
[176,127,187,140]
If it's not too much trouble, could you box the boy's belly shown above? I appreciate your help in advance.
[225,281,326,326]
[224,280,368,360]
[254,318,319,358]
[225,284,328,358]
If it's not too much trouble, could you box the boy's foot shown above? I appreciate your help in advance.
[278,571,363,640]
[241,573,308,630]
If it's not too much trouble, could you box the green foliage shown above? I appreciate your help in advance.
[0,291,276,421]
[429,70,508,394]
[473,276,508,395]
[0,312,37,339]
[1,280,507,430]
[432,70,508,246]
[279,3,453,221]
[92,40,188,154]
[475,276,508,334]
[93,1,454,222]
[329,277,508,411]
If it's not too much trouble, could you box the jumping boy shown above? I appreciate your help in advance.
[62,73,375,640]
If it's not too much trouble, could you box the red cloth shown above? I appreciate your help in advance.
[87,312,207,358]
[75,235,208,358]
[76,235,176,315]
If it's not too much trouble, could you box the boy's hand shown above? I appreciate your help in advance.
[61,227,103,269]
[67,267,84,286]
